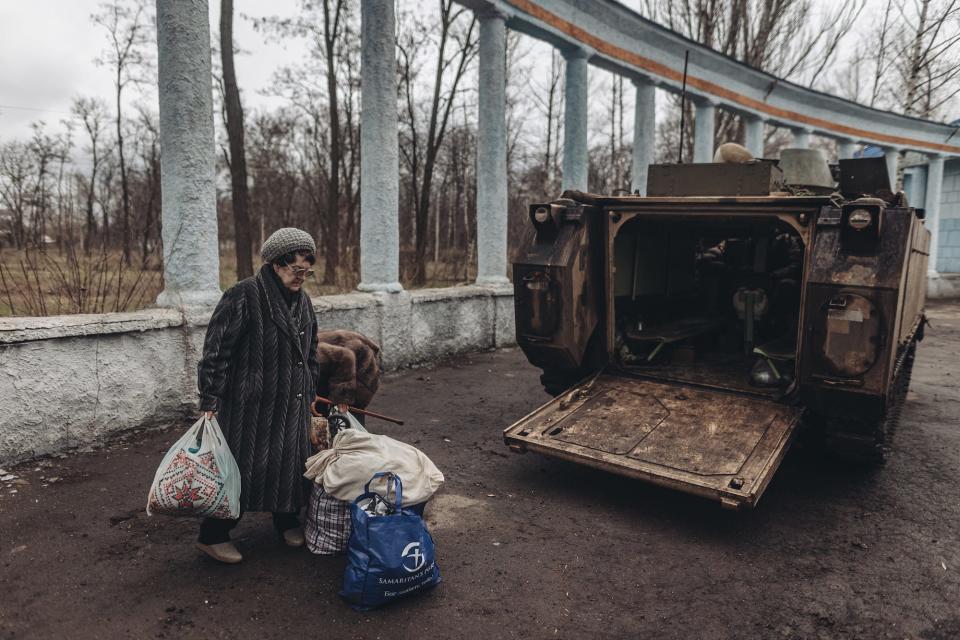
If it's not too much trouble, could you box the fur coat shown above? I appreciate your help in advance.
[315,329,382,409]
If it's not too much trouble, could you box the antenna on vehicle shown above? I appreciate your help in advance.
[678,50,690,164]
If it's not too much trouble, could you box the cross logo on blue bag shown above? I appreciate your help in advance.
[402,542,425,572]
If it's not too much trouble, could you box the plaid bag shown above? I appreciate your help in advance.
[305,484,351,555]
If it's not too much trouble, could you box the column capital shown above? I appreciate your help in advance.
[631,74,656,88]
[743,112,766,123]
[476,4,510,22]
[790,125,813,134]
[691,94,718,108]
[927,152,946,162]
[837,138,858,160]
[561,44,592,61]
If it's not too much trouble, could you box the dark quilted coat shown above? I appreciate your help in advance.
[197,265,320,513]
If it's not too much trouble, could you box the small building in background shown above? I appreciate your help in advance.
[902,120,960,296]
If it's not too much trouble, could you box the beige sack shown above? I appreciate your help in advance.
[713,142,754,164]
[304,428,444,505]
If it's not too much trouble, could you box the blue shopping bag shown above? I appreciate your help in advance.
[340,472,441,610]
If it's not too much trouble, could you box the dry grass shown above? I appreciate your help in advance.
[0,247,164,317]
[0,246,485,317]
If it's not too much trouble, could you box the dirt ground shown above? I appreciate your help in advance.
[3,303,960,639]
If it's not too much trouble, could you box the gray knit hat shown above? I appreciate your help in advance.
[260,227,316,263]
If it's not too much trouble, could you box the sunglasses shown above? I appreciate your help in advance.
[286,265,315,279]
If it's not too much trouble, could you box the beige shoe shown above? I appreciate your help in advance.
[282,527,305,548]
[196,541,243,564]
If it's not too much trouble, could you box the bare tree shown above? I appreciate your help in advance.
[96,150,118,244]
[895,0,960,118]
[398,0,478,285]
[93,0,153,265]
[0,141,36,249]
[254,0,362,287]
[133,104,161,263]
[27,122,70,248]
[603,74,628,193]
[319,0,347,286]
[53,121,75,252]
[219,0,254,279]
[246,109,306,249]
[641,0,864,156]
[527,49,564,195]
[72,97,109,253]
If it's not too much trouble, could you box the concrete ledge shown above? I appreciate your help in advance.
[0,308,186,344]
[0,284,516,465]
[927,273,960,299]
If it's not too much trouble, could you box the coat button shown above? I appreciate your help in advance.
[300,331,304,336]
[298,361,303,366]
[297,393,303,399]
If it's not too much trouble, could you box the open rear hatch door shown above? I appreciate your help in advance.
[504,373,802,509]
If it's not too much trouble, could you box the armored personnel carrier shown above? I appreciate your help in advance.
[504,153,928,509]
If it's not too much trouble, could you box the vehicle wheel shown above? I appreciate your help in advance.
[819,341,916,466]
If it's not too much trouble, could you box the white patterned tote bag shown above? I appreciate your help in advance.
[146,416,241,519]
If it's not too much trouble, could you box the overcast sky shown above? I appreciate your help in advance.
[0,0,310,142]
[0,0,899,146]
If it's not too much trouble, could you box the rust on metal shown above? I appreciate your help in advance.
[504,374,803,509]
[510,159,929,505]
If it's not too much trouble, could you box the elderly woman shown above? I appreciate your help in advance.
[195,227,331,564]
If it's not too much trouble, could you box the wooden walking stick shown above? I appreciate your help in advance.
[312,395,405,426]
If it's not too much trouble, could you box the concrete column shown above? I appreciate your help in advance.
[475,10,509,285]
[838,139,857,160]
[693,99,715,163]
[154,0,221,307]
[631,77,656,195]
[791,127,811,149]
[884,148,901,191]
[357,0,402,292]
[904,166,926,212]
[562,47,589,191]
[743,115,765,158]
[925,155,945,276]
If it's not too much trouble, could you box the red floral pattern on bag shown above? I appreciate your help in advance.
[148,450,233,518]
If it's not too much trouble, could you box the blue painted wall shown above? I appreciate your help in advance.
[938,159,960,273]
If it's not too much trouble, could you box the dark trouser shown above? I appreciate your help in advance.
[198,511,300,545]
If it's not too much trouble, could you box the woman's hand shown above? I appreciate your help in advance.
[336,403,350,414]
[203,411,215,420]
